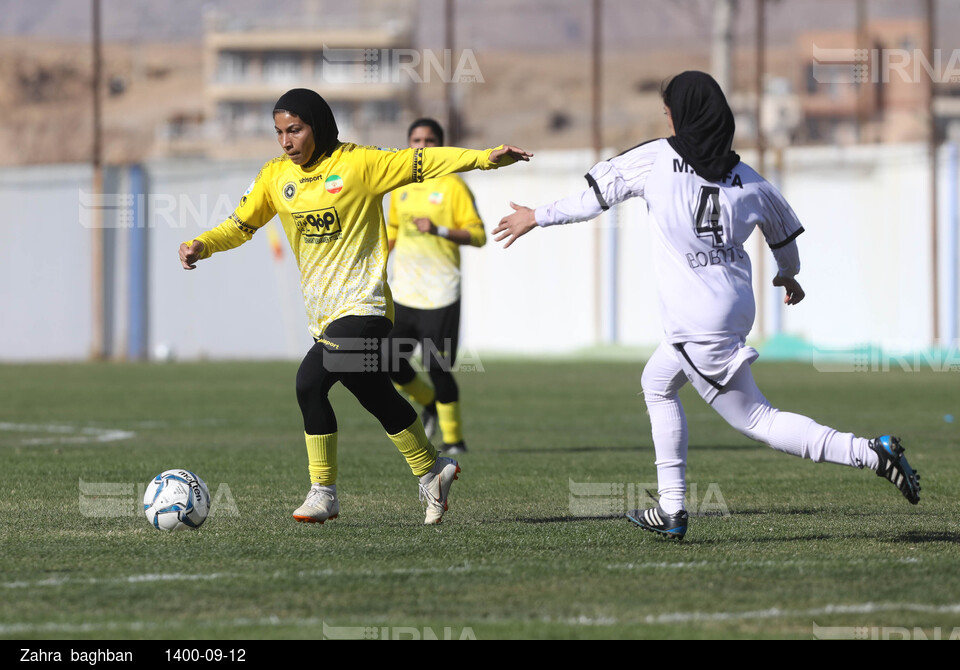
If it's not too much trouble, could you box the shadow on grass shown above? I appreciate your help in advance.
[481,514,960,546]
[728,508,887,517]
[504,445,648,454]
[511,515,625,524]
[891,531,960,544]
[504,444,760,454]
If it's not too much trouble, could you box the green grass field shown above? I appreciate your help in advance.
[1,359,958,641]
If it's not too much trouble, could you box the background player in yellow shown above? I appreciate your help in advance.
[386,119,484,455]
[178,89,531,525]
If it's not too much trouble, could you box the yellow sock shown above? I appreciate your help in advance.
[389,419,437,477]
[305,432,337,485]
[396,374,436,407]
[436,400,463,444]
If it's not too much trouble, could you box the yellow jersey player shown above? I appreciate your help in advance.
[386,119,484,455]
[179,89,531,525]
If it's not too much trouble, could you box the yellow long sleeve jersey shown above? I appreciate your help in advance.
[189,143,509,339]
[387,174,485,310]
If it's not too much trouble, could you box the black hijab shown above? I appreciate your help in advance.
[273,89,340,166]
[663,71,740,181]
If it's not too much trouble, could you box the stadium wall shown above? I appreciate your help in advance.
[0,144,957,361]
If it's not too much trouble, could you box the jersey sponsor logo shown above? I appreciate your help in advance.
[428,192,444,205]
[283,181,297,201]
[685,245,745,269]
[324,175,344,194]
[293,206,343,244]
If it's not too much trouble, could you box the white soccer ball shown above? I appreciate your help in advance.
[143,469,210,531]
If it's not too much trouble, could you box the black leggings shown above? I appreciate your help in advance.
[386,301,461,404]
[296,316,416,436]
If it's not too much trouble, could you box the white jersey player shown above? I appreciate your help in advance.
[494,71,920,540]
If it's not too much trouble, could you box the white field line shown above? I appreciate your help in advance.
[4,603,960,636]
[2,555,921,590]
[2,573,235,589]
[0,616,324,636]
[3,565,485,590]
[605,556,923,571]
[0,422,134,446]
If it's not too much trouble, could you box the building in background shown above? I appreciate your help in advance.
[794,17,960,145]
[158,5,417,159]
[3,1,960,166]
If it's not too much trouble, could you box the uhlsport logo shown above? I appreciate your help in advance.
[325,175,344,194]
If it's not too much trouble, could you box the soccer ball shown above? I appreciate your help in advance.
[143,469,210,531]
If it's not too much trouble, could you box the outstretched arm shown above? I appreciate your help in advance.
[179,168,277,270]
[493,185,605,248]
[494,139,659,248]
[493,203,538,249]
[368,145,532,195]
[488,145,533,167]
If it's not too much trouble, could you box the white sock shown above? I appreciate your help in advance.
[710,366,879,470]
[645,392,688,515]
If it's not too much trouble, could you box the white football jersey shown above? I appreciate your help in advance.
[536,138,803,343]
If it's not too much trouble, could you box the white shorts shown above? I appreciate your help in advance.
[670,336,759,403]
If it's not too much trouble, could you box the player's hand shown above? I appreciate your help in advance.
[414,218,436,235]
[772,275,805,305]
[179,240,205,270]
[489,145,533,166]
[493,202,538,249]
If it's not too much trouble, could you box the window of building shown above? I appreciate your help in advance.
[263,51,302,84]
[218,51,251,83]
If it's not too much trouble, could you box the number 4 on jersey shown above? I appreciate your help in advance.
[694,186,724,247]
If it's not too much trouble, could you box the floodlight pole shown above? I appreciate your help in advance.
[755,0,766,339]
[444,0,459,145]
[855,0,867,142]
[591,0,613,344]
[90,0,105,360]
[927,0,940,344]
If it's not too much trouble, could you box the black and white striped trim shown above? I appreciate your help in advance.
[643,507,664,527]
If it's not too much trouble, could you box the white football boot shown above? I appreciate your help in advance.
[418,457,461,525]
[293,483,340,524]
